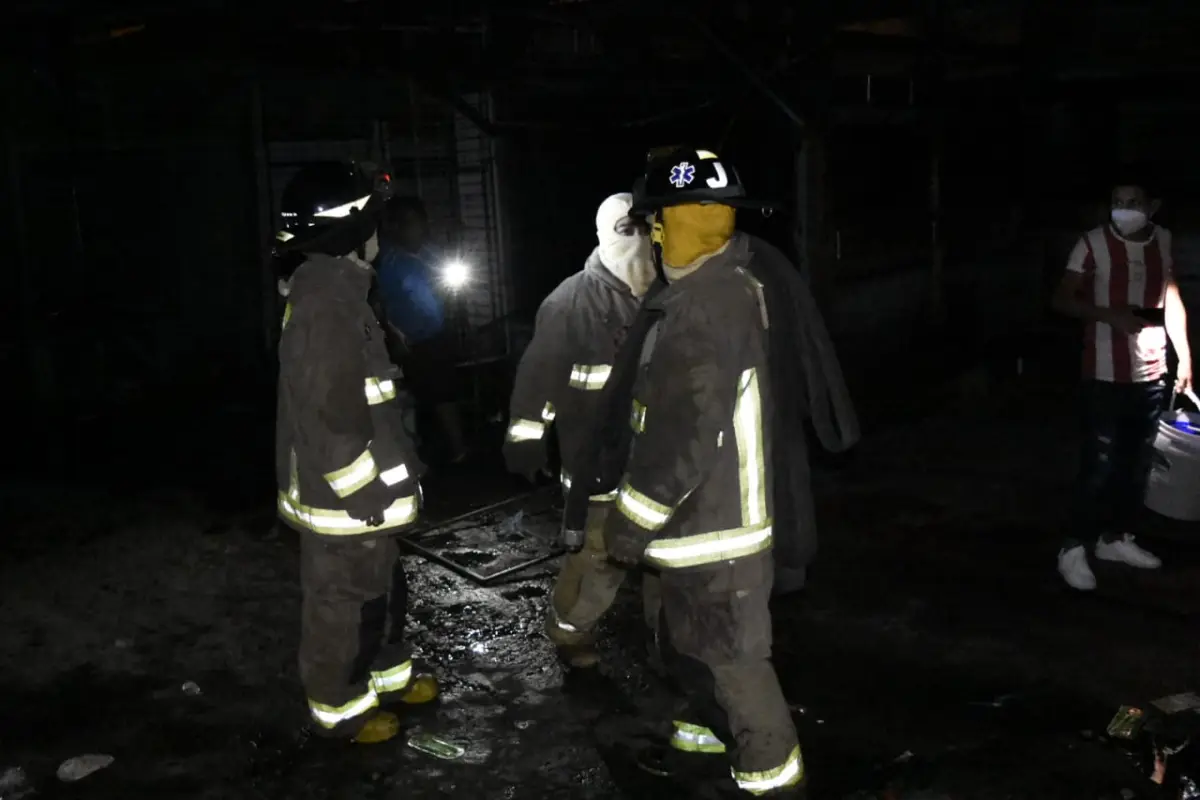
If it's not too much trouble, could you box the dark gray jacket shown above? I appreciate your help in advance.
[505,250,642,499]
[603,233,859,582]
[604,235,775,571]
[275,254,424,538]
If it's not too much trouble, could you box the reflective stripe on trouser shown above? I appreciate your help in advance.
[299,535,413,737]
[546,505,627,647]
[656,560,802,795]
[670,721,727,754]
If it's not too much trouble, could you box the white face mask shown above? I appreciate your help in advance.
[595,193,656,297]
[1111,208,1149,236]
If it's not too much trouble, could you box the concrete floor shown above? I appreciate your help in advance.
[3,366,1200,799]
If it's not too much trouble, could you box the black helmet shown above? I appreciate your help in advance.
[275,161,394,257]
[630,146,775,215]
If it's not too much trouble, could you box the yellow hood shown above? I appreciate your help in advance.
[653,203,736,274]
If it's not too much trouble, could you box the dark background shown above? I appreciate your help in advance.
[3,0,1199,488]
[6,4,1200,798]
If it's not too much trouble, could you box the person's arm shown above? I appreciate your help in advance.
[374,254,411,347]
[286,300,389,521]
[603,303,738,563]
[1165,275,1192,392]
[503,288,574,478]
[1052,237,1147,336]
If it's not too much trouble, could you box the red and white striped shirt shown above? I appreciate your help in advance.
[1066,224,1172,383]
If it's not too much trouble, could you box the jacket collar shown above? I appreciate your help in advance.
[648,233,750,308]
[584,247,637,297]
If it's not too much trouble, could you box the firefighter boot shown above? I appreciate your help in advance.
[557,641,601,669]
[546,596,601,668]
[352,711,401,744]
[636,743,727,781]
[398,674,440,705]
[696,785,807,800]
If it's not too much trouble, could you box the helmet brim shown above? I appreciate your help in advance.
[630,194,781,215]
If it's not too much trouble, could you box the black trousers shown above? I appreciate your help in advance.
[298,535,413,737]
[1064,378,1166,549]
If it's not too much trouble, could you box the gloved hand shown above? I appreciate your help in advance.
[343,480,392,527]
[603,519,646,568]
[607,550,641,569]
[503,440,548,483]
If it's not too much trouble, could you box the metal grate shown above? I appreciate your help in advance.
[399,493,564,585]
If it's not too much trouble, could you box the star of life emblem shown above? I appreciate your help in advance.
[669,162,696,189]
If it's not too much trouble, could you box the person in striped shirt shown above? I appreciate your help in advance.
[1052,179,1193,591]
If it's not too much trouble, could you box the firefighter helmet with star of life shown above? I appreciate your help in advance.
[274,160,394,260]
[629,145,776,216]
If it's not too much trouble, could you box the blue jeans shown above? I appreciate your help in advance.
[1066,379,1167,548]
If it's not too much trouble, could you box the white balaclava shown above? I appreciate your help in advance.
[596,193,655,297]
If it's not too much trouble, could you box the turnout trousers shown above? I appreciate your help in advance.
[298,534,415,737]
[546,503,660,647]
[661,552,803,796]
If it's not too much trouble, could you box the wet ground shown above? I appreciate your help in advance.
[4,360,1200,799]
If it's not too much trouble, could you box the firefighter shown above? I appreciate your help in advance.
[503,192,660,668]
[274,161,439,744]
[603,147,829,798]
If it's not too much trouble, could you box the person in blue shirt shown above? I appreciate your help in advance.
[376,196,468,464]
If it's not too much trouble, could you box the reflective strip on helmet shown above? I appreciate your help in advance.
[370,659,414,695]
[365,377,397,405]
[282,302,292,331]
[615,482,673,531]
[569,364,612,391]
[379,462,409,487]
[506,418,546,442]
[670,721,727,754]
[733,368,768,528]
[732,745,804,795]
[278,492,418,536]
[541,402,556,423]
[562,470,619,503]
[313,193,372,219]
[308,689,380,730]
[643,521,772,570]
[630,399,647,434]
[323,449,379,498]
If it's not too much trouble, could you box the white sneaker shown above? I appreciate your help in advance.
[1058,545,1097,591]
[1095,534,1162,569]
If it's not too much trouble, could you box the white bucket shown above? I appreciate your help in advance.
[1144,390,1200,521]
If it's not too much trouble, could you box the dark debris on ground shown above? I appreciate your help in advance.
[2,363,1200,799]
